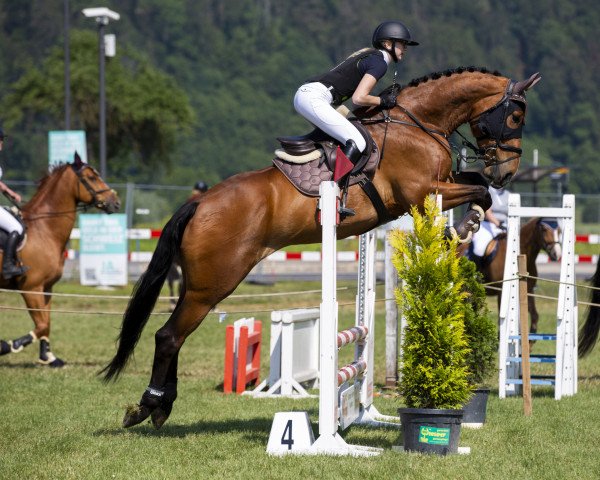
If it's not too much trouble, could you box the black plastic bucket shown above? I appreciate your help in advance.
[398,407,464,455]
[462,388,490,426]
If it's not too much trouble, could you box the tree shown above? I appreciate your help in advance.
[1,30,194,180]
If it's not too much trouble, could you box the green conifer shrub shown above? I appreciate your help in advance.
[390,196,472,409]
[459,257,497,386]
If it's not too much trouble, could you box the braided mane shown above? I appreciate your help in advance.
[403,66,503,90]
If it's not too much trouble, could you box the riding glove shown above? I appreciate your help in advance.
[379,92,397,109]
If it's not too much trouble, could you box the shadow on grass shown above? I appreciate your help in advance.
[92,410,399,449]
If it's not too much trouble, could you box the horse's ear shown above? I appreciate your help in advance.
[73,151,83,168]
[514,72,542,94]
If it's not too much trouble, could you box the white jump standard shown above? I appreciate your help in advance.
[267,181,397,456]
[498,193,577,400]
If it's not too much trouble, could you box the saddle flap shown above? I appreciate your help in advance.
[276,129,331,155]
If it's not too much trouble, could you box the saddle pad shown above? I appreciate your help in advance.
[272,145,380,197]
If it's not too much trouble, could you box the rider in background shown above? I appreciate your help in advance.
[0,128,28,279]
[471,186,511,258]
[191,180,209,196]
[293,20,418,172]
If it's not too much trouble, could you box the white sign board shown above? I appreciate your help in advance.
[79,214,127,286]
[48,130,87,167]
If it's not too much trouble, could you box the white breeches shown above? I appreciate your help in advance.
[471,221,503,257]
[293,82,366,152]
[0,208,23,234]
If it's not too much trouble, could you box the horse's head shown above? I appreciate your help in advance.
[538,218,562,261]
[469,72,541,188]
[71,153,121,213]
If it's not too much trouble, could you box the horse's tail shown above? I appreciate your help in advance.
[579,260,600,357]
[100,200,200,382]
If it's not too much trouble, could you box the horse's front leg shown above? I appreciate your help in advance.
[431,181,492,243]
[122,297,212,429]
[16,290,65,367]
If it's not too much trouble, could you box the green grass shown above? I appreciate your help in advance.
[1,279,600,479]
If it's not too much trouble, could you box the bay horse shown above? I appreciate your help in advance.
[579,259,600,357]
[101,67,541,429]
[458,217,562,334]
[0,154,120,366]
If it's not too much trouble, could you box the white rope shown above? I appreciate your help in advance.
[0,286,347,300]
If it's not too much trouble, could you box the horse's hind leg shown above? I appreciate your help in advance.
[122,296,211,429]
[149,352,179,429]
[0,331,36,356]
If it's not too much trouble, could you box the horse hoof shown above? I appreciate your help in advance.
[471,204,485,221]
[49,358,66,368]
[151,407,171,429]
[122,404,153,428]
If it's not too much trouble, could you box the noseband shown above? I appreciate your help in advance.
[72,164,114,209]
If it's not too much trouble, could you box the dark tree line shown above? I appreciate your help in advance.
[0,0,598,199]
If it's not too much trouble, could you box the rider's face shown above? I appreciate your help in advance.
[395,41,408,60]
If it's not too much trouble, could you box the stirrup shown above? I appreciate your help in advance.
[2,264,28,279]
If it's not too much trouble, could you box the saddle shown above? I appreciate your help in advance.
[468,232,506,269]
[273,119,380,197]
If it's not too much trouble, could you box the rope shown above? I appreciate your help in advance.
[0,286,347,300]
[1,274,600,317]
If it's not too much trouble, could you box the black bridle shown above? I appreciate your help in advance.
[20,164,114,220]
[537,219,562,255]
[72,163,114,210]
[363,79,528,169]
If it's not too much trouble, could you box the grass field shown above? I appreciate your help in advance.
[1,278,600,479]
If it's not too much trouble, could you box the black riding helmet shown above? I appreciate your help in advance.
[372,21,419,62]
[193,180,209,192]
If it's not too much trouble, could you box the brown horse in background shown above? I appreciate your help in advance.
[101,67,541,429]
[458,217,562,334]
[579,259,600,357]
[0,155,120,366]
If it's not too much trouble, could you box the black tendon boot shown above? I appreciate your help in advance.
[2,231,28,279]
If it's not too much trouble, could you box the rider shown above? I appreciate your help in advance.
[293,21,418,177]
[471,186,511,258]
[0,128,28,279]
[192,180,209,196]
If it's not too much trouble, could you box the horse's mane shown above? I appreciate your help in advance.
[36,163,71,189]
[354,67,504,119]
[401,66,503,90]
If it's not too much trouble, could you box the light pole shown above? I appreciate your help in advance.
[64,0,70,129]
[82,7,119,179]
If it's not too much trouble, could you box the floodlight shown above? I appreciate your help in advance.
[82,7,120,21]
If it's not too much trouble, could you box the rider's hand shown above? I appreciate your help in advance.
[379,92,397,110]
[6,189,21,203]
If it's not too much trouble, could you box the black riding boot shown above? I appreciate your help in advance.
[336,140,364,218]
[342,139,362,166]
[2,231,27,279]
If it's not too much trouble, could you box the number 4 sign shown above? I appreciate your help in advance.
[266,412,315,455]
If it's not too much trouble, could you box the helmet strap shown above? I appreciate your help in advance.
[388,40,399,63]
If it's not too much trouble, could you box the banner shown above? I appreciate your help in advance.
[79,214,127,286]
[48,130,87,167]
